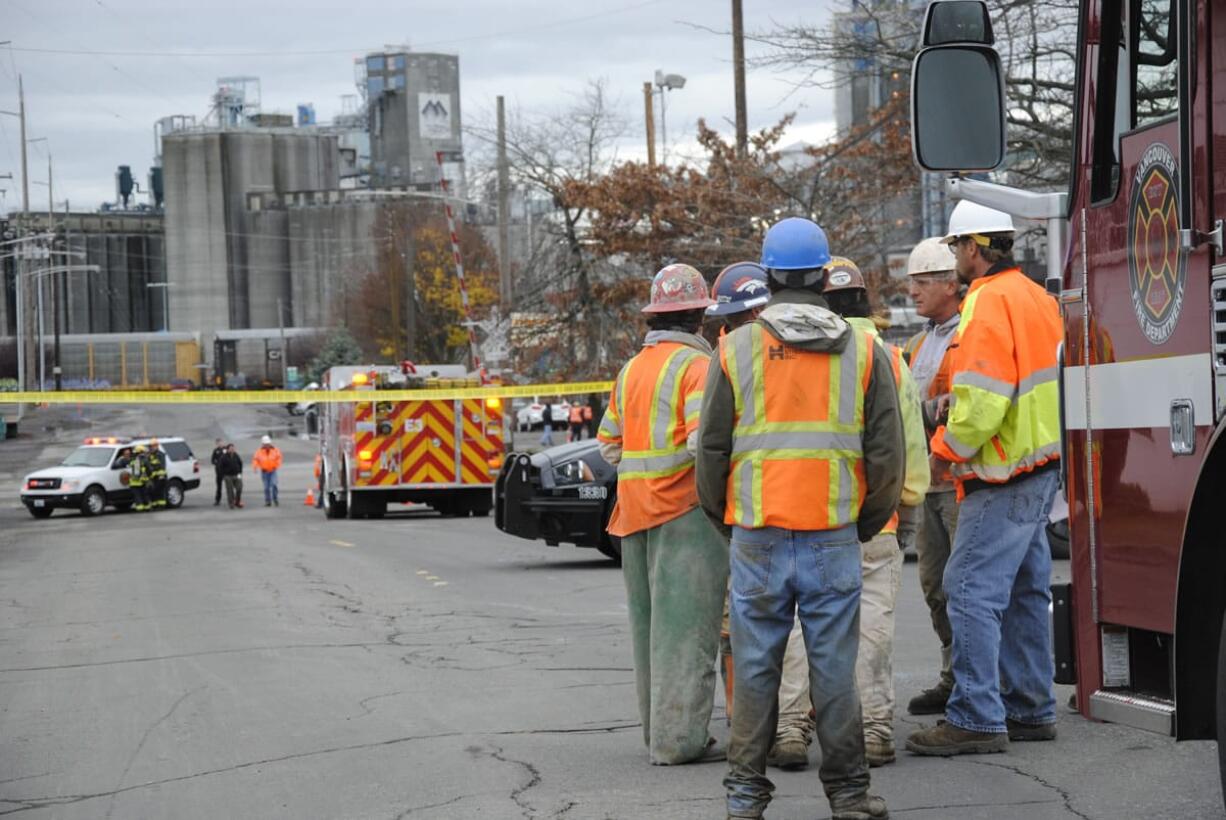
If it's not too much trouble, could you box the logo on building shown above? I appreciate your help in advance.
[419,93,452,140]
[1128,142,1187,345]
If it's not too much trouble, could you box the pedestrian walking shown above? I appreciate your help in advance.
[901,237,964,716]
[822,256,930,768]
[147,437,168,509]
[211,437,226,506]
[128,444,152,512]
[252,435,283,507]
[596,263,729,766]
[696,218,903,820]
[906,202,1062,757]
[220,444,244,509]
[540,400,554,448]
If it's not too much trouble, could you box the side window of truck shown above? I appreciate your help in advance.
[1133,0,1178,128]
[1091,0,1179,203]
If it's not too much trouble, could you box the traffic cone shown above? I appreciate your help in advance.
[304,488,315,506]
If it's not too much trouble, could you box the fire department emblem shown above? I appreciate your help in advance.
[1128,143,1187,345]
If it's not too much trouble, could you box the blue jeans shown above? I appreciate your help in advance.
[944,470,1058,733]
[261,470,279,503]
[725,524,869,818]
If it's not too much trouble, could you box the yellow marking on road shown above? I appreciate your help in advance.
[330,539,356,548]
[415,570,429,575]
[425,575,440,581]
[433,581,449,587]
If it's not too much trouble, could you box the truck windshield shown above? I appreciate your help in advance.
[60,447,115,468]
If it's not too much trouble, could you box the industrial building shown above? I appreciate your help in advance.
[362,51,465,196]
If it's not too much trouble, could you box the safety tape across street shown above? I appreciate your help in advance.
[0,380,615,405]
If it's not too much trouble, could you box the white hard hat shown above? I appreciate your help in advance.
[261,435,272,445]
[907,237,958,275]
[941,200,1015,244]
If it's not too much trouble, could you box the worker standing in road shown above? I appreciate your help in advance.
[697,218,902,820]
[581,402,595,439]
[220,443,245,509]
[906,202,1063,757]
[540,400,555,448]
[147,438,168,509]
[596,263,729,766]
[211,437,227,506]
[252,435,283,507]
[901,238,964,716]
[821,257,929,768]
[128,444,151,512]
[568,403,585,442]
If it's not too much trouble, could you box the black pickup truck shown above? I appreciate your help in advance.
[494,440,621,562]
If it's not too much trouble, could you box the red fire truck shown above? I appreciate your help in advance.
[912,0,1224,800]
[317,364,503,519]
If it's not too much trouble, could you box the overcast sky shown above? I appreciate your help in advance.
[0,0,837,212]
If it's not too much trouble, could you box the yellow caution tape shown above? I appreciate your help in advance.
[0,381,614,405]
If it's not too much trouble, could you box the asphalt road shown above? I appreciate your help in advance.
[0,405,1221,819]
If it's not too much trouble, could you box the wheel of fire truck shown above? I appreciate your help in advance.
[323,463,347,519]
[1217,607,1226,800]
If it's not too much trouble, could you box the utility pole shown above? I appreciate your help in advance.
[643,82,657,168]
[732,0,749,158]
[496,95,512,306]
[49,153,61,390]
[17,75,29,408]
[276,297,287,387]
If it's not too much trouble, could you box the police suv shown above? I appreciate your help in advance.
[20,436,202,518]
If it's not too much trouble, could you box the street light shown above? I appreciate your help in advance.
[147,282,174,332]
[654,69,687,165]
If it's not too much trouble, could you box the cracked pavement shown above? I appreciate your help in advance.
[0,406,1221,819]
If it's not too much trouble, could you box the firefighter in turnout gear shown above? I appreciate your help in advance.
[697,217,903,820]
[128,444,152,512]
[597,263,731,766]
[147,438,168,509]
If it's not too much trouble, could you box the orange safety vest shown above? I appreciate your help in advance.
[569,405,584,424]
[903,329,954,401]
[719,323,873,531]
[598,341,709,537]
[581,404,593,421]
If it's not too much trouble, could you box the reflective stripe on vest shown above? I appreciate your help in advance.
[937,269,1062,484]
[616,345,703,481]
[721,324,872,530]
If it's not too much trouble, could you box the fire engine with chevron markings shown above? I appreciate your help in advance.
[317,363,504,519]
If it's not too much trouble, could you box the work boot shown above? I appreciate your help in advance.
[865,737,895,767]
[766,736,809,770]
[831,793,890,820]
[907,682,951,715]
[905,720,1008,756]
[1006,718,1057,741]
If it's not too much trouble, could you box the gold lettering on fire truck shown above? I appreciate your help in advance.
[1128,142,1187,345]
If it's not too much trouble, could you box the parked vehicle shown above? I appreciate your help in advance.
[515,397,571,432]
[318,364,502,519]
[495,439,620,562]
[20,436,201,518]
[913,0,1226,802]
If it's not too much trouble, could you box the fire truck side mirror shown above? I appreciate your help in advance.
[911,43,1006,172]
[922,0,994,46]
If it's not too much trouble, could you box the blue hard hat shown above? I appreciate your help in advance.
[760,217,831,272]
[706,262,770,317]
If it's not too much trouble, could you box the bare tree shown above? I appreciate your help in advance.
[468,80,630,379]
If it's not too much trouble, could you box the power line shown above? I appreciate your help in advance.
[6,0,668,58]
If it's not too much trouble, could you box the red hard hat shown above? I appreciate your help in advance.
[642,264,715,314]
